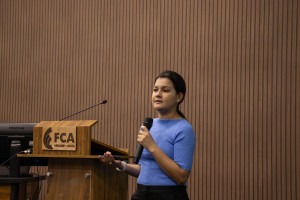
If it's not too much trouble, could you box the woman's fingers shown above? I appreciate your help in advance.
[99,151,114,164]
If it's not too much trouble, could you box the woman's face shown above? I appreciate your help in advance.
[152,78,183,114]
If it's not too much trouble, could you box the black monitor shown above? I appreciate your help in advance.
[0,123,41,176]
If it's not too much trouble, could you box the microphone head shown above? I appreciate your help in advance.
[143,117,153,130]
[101,100,108,104]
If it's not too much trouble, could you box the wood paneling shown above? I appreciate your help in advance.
[0,0,299,199]
[0,185,11,200]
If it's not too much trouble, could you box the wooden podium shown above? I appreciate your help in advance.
[19,120,128,200]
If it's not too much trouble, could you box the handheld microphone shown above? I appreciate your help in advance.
[133,117,153,164]
[59,99,107,121]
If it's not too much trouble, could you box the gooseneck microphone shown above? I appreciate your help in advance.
[133,117,153,164]
[59,99,107,121]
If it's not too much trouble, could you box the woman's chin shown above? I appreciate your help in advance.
[155,108,168,114]
[154,106,164,111]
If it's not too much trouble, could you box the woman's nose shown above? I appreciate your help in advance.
[155,90,162,97]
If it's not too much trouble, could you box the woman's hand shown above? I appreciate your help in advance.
[137,125,157,152]
[99,151,115,164]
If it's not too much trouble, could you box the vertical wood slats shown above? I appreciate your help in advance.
[0,0,299,200]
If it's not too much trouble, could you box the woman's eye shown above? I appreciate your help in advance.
[153,88,170,92]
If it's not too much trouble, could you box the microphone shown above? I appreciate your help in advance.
[59,99,107,121]
[133,117,153,164]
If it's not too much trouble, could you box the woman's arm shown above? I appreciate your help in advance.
[99,151,141,177]
[148,145,190,185]
[112,160,141,177]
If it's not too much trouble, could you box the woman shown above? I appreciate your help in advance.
[99,70,196,200]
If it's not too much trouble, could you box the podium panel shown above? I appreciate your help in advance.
[46,159,92,200]
[33,120,97,156]
[46,158,128,200]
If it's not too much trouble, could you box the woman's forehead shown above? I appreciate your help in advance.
[154,78,173,87]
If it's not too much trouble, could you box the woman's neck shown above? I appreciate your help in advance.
[157,111,181,119]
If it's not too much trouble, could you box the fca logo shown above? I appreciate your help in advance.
[43,127,75,149]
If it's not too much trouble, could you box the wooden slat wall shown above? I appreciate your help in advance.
[0,0,299,199]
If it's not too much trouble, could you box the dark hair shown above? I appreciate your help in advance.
[155,70,186,119]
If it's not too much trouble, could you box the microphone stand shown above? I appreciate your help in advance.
[59,100,107,121]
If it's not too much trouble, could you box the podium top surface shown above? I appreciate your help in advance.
[91,139,128,155]
[35,120,97,127]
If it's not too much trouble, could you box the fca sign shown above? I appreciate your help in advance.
[54,132,75,143]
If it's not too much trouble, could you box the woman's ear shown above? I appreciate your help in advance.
[176,92,184,103]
